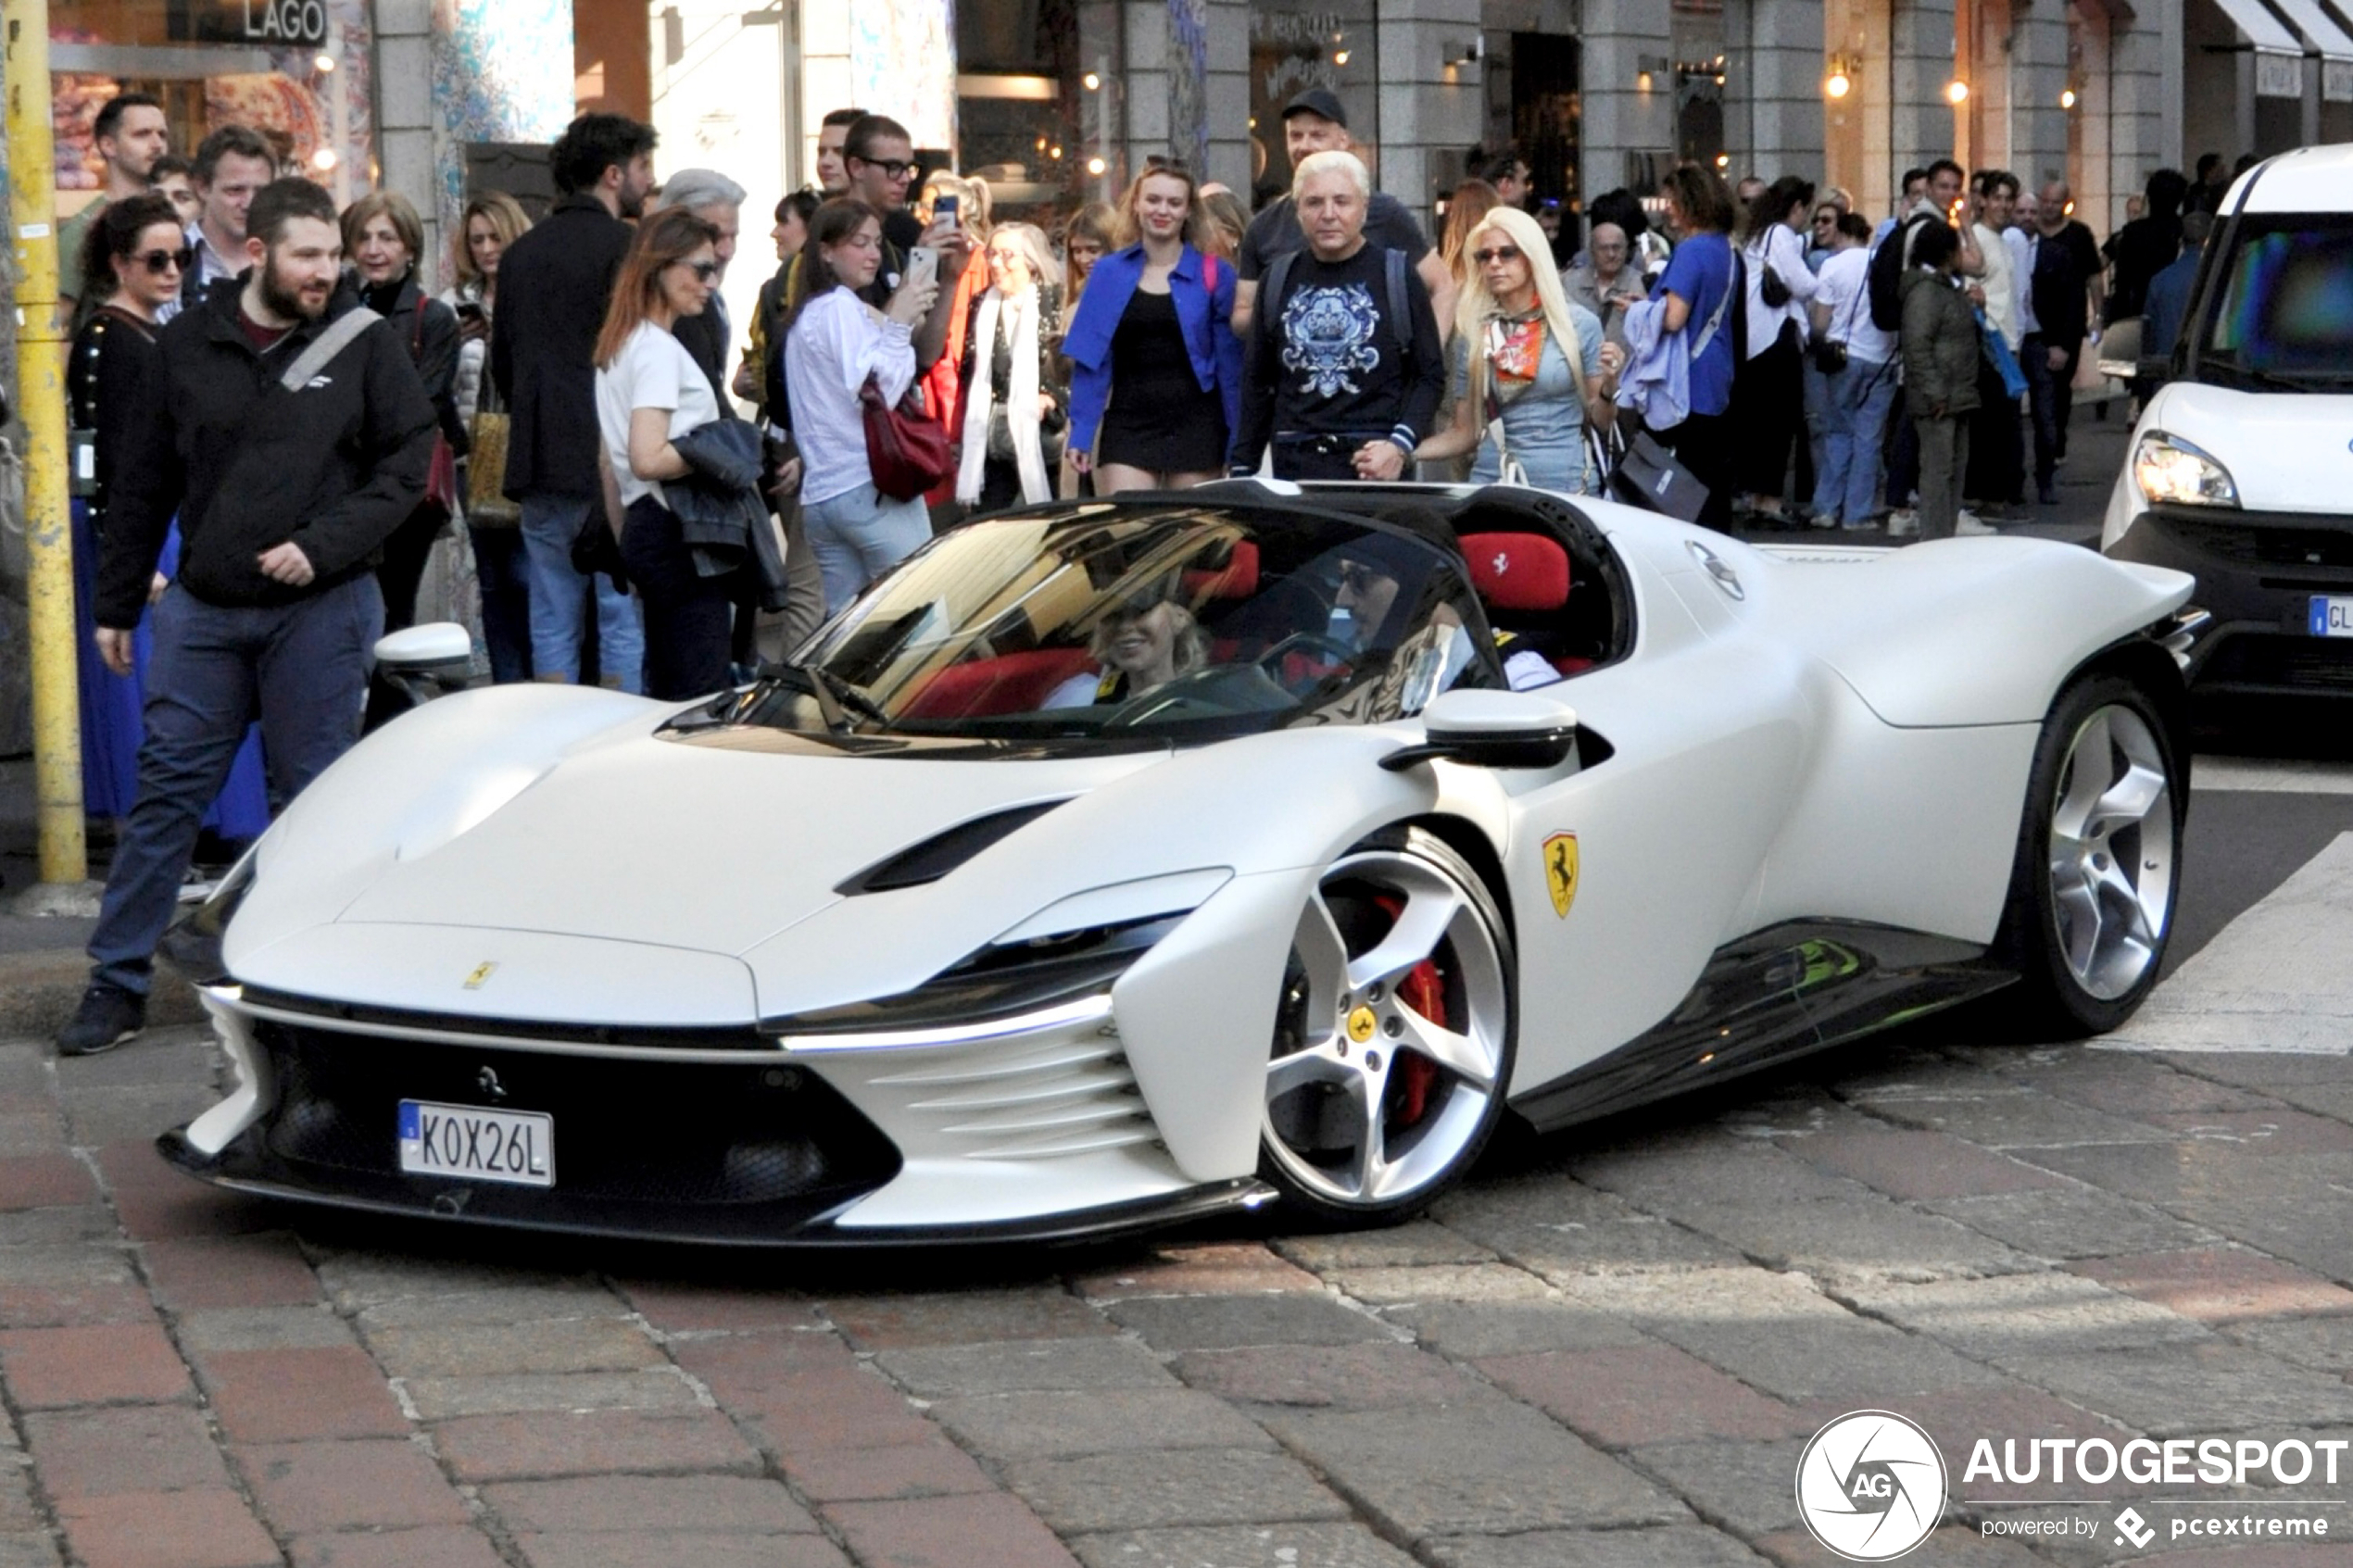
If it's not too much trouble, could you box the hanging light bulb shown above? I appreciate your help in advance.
[1945,78,1970,105]
[1087,156,1106,176]
[310,146,339,171]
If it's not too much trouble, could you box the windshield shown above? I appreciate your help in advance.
[696,503,1497,747]
[2195,213,2353,390]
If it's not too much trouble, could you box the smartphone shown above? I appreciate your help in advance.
[932,192,960,220]
[905,245,939,290]
[453,301,484,322]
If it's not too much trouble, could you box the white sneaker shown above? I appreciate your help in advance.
[1956,508,1996,535]
[1885,509,1919,538]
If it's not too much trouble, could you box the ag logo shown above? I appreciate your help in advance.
[1541,832,1579,918]
[1794,1410,1945,1561]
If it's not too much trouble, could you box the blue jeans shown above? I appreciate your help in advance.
[1813,357,1899,524]
[469,523,532,683]
[801,482,933,614]
[519,492,642,690]
[89,576,383,997]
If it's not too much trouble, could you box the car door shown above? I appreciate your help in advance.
[1481,529,1815,1098]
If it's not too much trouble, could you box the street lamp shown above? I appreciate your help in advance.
[1823,55,1854,99]
[2059,85,2079,109]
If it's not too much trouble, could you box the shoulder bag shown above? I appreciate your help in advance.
[464,350,521,527]
[409,305,460,522]
[862,373,953,502]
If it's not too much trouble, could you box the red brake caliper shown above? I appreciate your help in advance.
[1372,896,1445,1127]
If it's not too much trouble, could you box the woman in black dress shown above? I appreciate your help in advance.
[1063,163,1246,494]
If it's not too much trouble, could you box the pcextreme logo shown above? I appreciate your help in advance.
[1795,1411,1948,1561]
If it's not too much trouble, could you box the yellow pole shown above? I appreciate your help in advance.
[5,0,89,884]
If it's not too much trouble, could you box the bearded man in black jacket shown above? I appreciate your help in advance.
[58,178,436,1056]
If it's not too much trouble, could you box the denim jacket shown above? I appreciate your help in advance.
[1062,243,1245,456]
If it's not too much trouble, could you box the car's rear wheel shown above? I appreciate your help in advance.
[2000,673,2183,1036]
[1260,827,1516,1225]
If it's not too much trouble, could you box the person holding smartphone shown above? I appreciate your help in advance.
[442,190,534,682]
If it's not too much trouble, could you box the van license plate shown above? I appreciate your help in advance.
[397,1100,553,1186]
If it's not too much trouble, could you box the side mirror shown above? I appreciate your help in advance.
[373,621,472,671]
[1380,688,1579,771]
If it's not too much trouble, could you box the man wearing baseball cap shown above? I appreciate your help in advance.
[1232,87,1453,340]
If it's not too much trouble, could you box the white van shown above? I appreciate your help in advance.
[2101,144,2353,697]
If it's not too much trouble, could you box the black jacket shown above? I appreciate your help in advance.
[67,307,163,532]
[489,195,632,499]
[670,299,734,409]
[96,278,437,628]
[367,274,470,455]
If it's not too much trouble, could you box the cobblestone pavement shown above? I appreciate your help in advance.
[5,1012,2353,1568]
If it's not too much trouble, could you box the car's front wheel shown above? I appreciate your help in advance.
[1261,827,1516,1225]
[1999,673,2183,1036]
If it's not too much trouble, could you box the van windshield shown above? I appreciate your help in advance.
[2194,213,2353,391]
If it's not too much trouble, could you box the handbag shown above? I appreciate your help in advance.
[410,304,459,524]
[1975,308,2030,401]
[861,373,952,502]
[1755,237,1792,308]
[1609,429,1711,523]
[465,370,521,527]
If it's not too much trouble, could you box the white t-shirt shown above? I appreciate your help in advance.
[596,321,722,508]
[1814,247,1897,365]
[1973,222,2020,349]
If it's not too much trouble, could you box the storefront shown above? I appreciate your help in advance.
[49,0,378,222]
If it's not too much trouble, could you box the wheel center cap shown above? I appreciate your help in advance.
[1345,1006,1378,1044]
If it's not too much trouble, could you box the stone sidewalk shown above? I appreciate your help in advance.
[3,1021,2353,1568]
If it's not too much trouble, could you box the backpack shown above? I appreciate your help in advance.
[1260,244,1414,358]
[1868,212,1935,332]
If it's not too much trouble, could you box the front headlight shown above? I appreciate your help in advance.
[2133,431,2239,508]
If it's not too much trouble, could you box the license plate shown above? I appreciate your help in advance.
[2312,596,2353,637]
[397,1100,553,1187]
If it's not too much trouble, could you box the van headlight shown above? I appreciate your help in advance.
[2133,432,2239,508]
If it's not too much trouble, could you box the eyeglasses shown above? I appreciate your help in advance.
[1470,245,1523,265]
[676,259,720,282]
[136,247,193,275]
[856,157,915,182]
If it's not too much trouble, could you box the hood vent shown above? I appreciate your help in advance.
[836,800,1068,896]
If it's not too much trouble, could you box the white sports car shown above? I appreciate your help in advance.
[162,483,2200,1243]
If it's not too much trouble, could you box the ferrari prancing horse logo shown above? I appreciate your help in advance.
[1542,833,1579,919]
[1346,1006,1378,1044]
[463,961,497,990]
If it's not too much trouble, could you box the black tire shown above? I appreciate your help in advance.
[1259,825,1518,1226]
[1995,672,2184,1038]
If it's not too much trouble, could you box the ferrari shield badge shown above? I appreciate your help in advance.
[1541,833,1579,919]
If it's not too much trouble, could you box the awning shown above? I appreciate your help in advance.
[2211,0,2307,55]
[2288,0,2353,96]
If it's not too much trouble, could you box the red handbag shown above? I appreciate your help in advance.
[860,372,952,501]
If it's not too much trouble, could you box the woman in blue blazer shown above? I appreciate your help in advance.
[1063,164,1246,493]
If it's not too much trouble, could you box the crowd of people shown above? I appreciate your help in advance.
[44,82,2224,1053]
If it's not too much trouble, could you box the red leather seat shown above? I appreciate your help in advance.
[1459,532,1571,611]
[900,647,1094,720]
[1181,541,1261,601]
[1458,532,1592,678]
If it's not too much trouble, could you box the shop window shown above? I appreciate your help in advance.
[1249,4,1377,208]
[50,0,375,216]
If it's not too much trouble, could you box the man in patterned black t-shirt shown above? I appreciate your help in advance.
[1228,151,1445,483]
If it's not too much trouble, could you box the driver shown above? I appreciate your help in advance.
[1042,582,1208,708]
[1331,552,1559,694]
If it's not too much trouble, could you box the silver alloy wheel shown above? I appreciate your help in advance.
[1263,847,1509,1208]
[2046,703,2175,1002]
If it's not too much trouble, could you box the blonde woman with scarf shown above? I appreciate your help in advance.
[1414,205,1618,493]
[953,222,1067,512]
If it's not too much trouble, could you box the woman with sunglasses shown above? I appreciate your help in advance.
[66,194,269,837]
[593,208,740,699]
[340,191,469,654]
[1412,207,1617,494]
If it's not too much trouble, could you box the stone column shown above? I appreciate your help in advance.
[1890,0,1960,178]
[2108,5,2169,229]
[1204,0,1254,194]
[1728,0,1827,179]
[2007,0,2071,190]
[1375,0,1486,232]
[1581,0,1676,198]
[373,0,438,288]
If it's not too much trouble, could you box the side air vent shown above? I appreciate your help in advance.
[836,801,1068,896]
